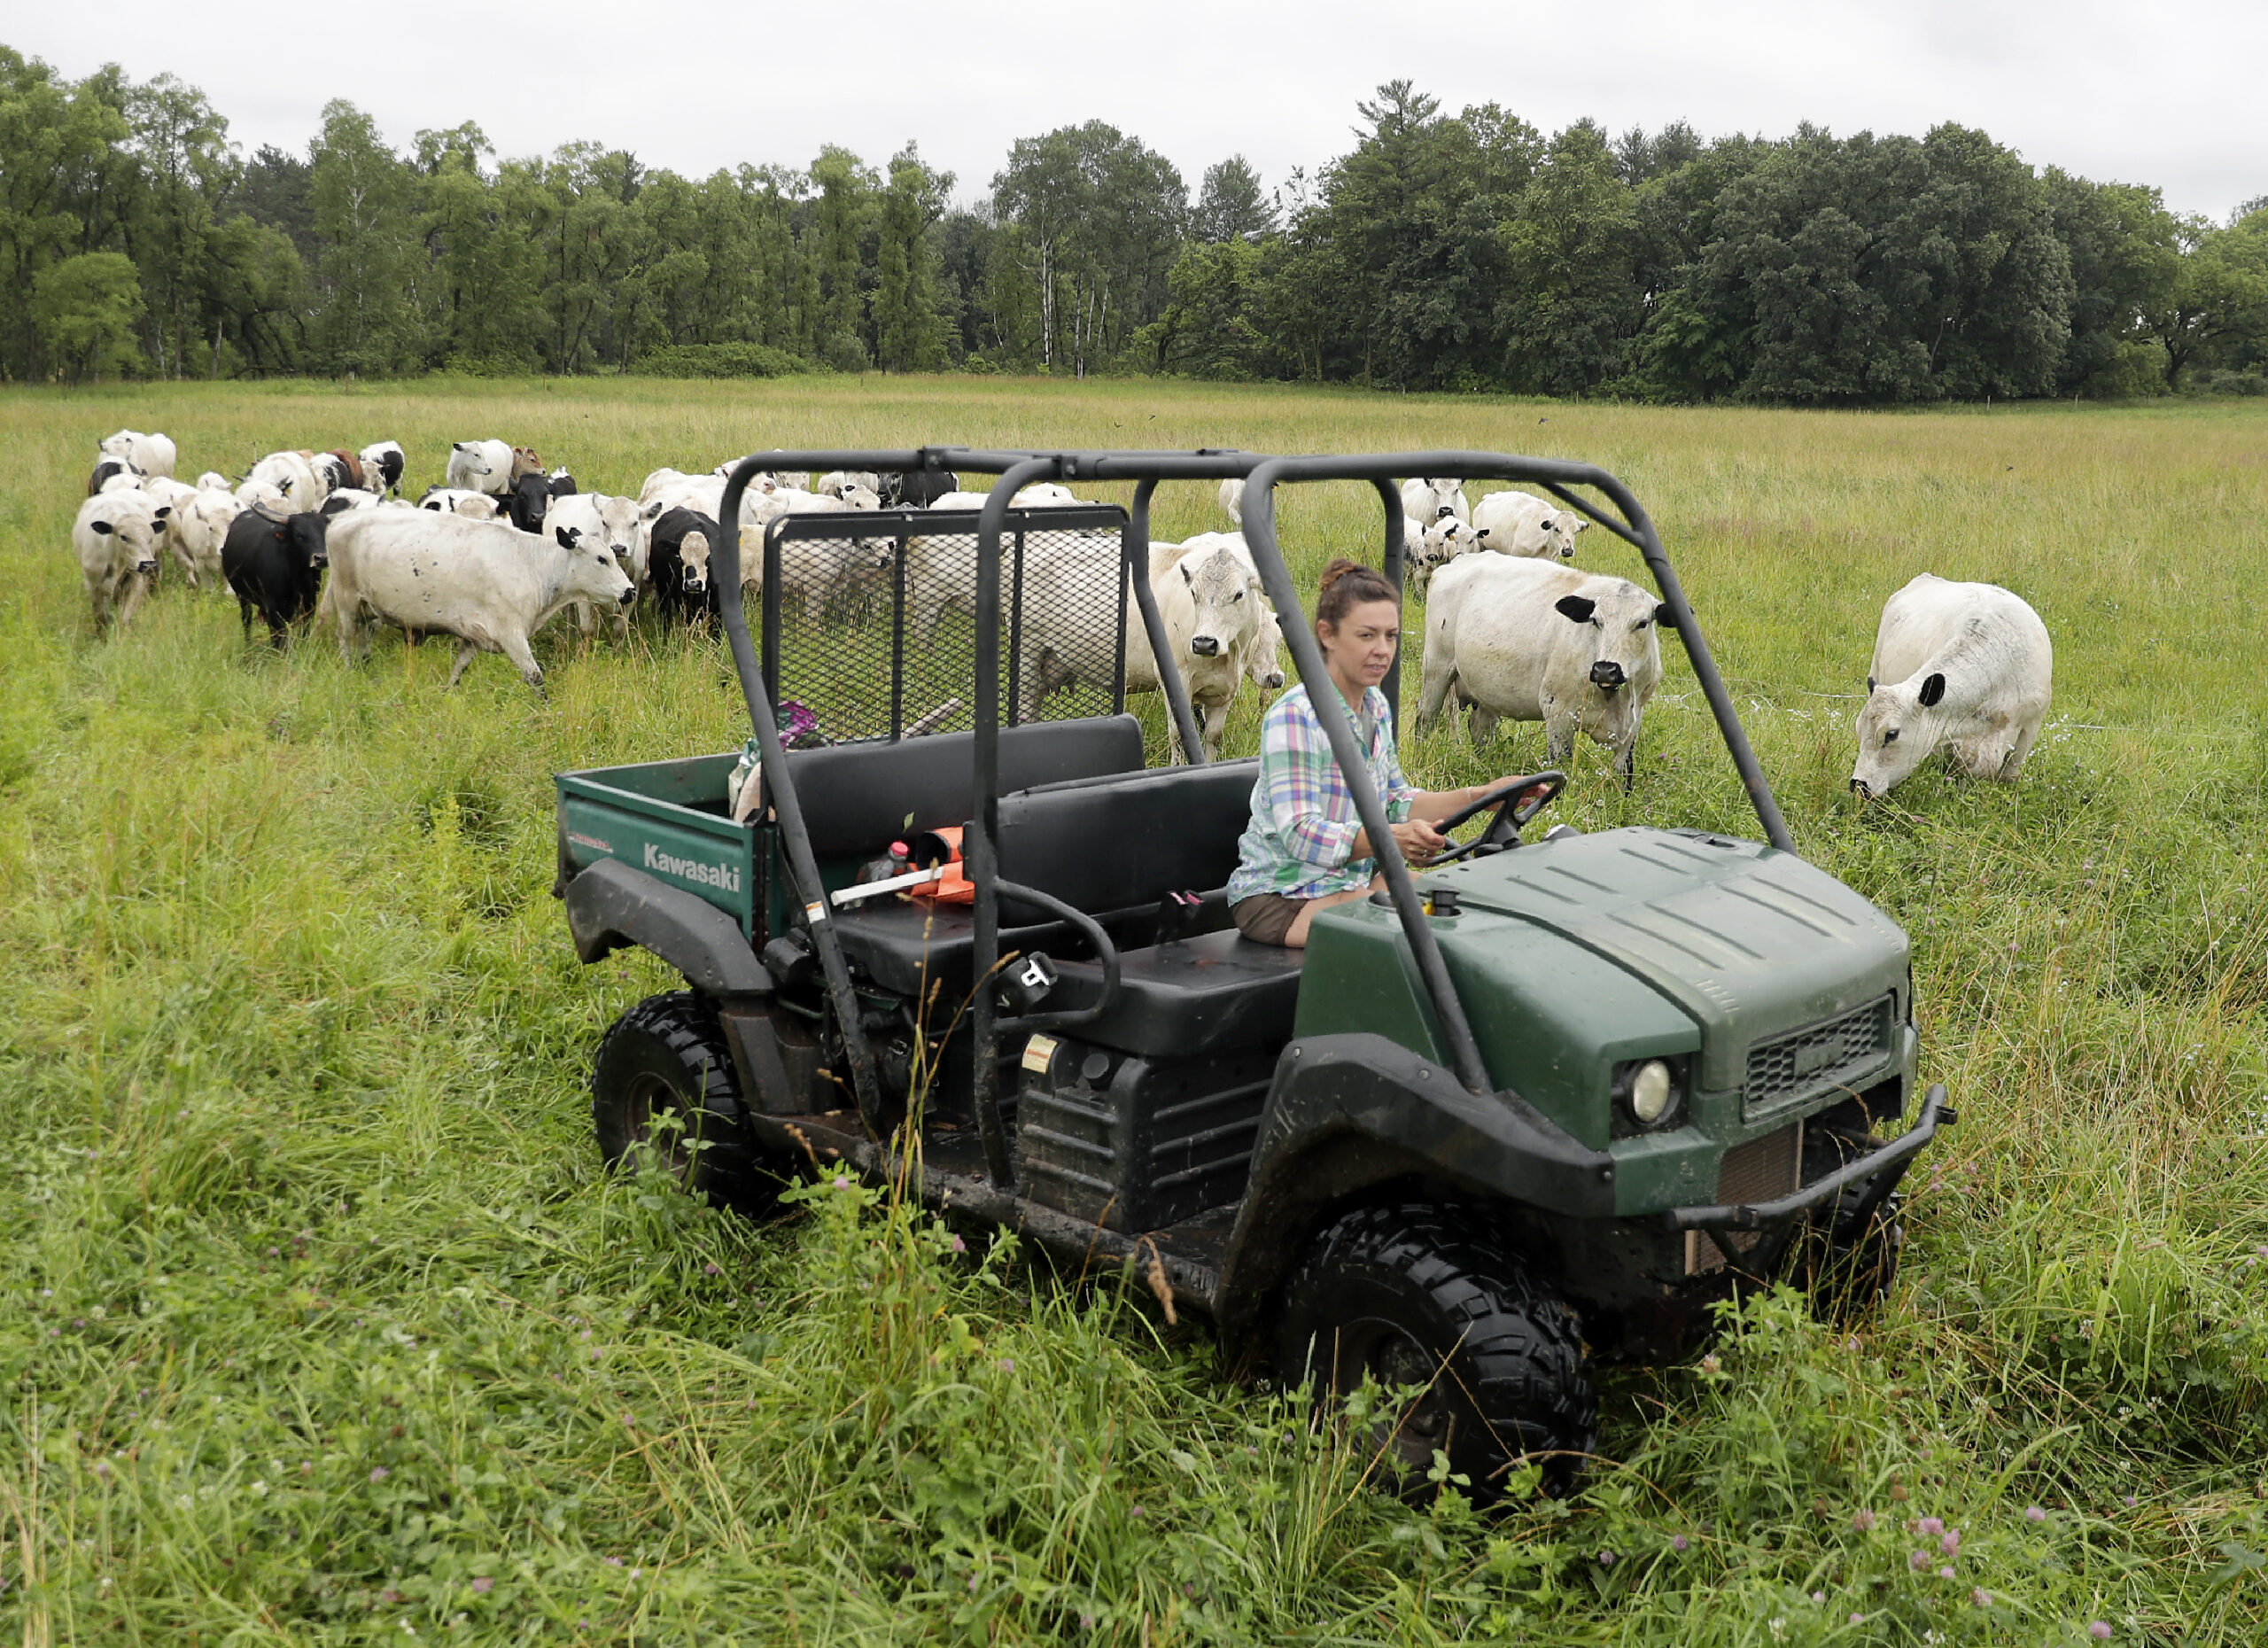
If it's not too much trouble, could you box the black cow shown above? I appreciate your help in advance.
[648,506,721,626]
[506,471,552,533]
[548,469,578,498]
[88,455,139,496]
[221,509,330,649]
[882,469,961,509]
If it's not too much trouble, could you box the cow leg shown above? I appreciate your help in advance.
[446,639,485,688]
[237,596,257,644]
[1468,702,1499,744]
[499,633,546,695]
[115,574,149,632]
[1543,709,1576,767]
[1415,665,1455,732]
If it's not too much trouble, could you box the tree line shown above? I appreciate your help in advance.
[4,47,2264,402]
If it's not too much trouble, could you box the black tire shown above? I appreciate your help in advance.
[592,991,783,1217]
[1272,1204,1596,1503]
[1790,1123,1906,1321]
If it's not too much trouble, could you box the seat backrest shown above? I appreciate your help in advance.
[789,715,1144,857]
[997,758,1259,914]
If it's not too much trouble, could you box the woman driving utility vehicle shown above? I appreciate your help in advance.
[1226,558,1527,948]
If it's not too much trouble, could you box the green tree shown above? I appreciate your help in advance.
[125,73,231,377]
[874,144,951,371]
[809,146,875,369]
[1192,156,1274,243]
[1498,120,1643,393]
[0,48,129,379]
[32,250,143,381]
[309,100,418,373]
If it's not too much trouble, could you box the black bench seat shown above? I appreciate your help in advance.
[1046,929,1305,1058]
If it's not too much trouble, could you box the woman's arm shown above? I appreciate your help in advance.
[1351,776,1537,864]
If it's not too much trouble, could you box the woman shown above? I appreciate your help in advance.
[1227,558,1526,948]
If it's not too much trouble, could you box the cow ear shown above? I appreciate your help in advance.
[1554,595,1596,624]
[1918,672,1947,708]
[1474,526,1489,540]
[153,505,171,518]
[91,519,113,535]
[1653,602,1675,629]
[643,500,663,518]
[1866,676,1876,694]
[1179,561,1193,586]
[555,525,582,548]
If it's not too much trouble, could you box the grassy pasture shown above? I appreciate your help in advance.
[2,374,2265,1644]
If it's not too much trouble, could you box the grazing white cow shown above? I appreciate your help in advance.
[195,470,232,492]
[1417,554,1669,786]
[245,452,324,510]
[1400,477,1470,530]
[360,440,407,495]
[715,454,812,491]
[446,439,515,496]
[1851,575,2053,798]
[1019,537,1269,762]
[100,430,176,480]
[419,488,502,521]
[319,511,634,694]
[815,470,883,500]
[1472,491,1586,560]
[74,491,170,633]
[169,487,245,586]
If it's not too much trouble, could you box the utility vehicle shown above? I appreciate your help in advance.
[551,447,1949,1496]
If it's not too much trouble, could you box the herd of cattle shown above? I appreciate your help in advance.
[70,433,2054,797]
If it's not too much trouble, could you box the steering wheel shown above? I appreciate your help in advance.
[1425,772,1566,865]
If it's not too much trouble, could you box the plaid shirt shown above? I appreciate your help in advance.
[1228,684,1416,902]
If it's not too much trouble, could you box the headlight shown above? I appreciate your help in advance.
[1612,1056,1684,1131]
[1630,1060,1674,1123]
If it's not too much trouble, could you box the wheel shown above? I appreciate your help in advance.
[592,991,784,1217]
[1789,1123,1906,1321]
[1273,1204,1596,1503]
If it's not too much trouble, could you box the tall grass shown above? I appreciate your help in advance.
[1,376,2263,1644]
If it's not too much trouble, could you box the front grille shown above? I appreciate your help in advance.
[1687,1123,1802,1274]
[1744,995,1894,1121]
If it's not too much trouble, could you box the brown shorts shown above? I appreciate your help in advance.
[1231,892,1303,946]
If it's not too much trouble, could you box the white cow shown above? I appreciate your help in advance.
[195,471,232,492]
[446,439,514,496]
[1217,478,1245,524]
[1472,491,1586,561]
[245,452,325,510]
[1400,477,1470,530]
[1165,532,1286,693]
[419,488,502,521]
[1020,537,1269,762]
[815,470,882,500]
[360,440,407,495]
[1851,575,2053,798]
[74,491,171,633]
[544,493,660,637]
[1405,517,1486,596]
[905,485,1103,645]
[1417,554,1669,785]
[100,430,176,480]
[169,487,245,586]
[319,511,634,694]
[90,455,142,494]
[320,488,384,514]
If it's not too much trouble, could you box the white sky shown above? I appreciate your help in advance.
[16,0,2266,221]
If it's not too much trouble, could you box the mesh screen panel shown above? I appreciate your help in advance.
[1686,1122,1803,1274]
[1744,995,1894,1122]
[759,506,1132,745]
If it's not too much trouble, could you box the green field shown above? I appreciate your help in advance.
[3,376,2264,1645]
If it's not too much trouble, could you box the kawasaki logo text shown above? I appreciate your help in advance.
[644,842,741,893]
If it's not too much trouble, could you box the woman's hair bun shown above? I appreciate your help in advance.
[1317,557,1363,596]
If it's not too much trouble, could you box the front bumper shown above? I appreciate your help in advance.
[1666,1084,1952,1233]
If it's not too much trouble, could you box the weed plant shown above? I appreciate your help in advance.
[0,377,2264,1643]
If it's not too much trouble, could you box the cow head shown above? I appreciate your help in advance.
[511,447,543,479]
[556,523,637,610]
[1552,579,1667,696]
[286,510,331,570]
[1410,517,1477,587]
[677,529,711,596]
[1245,602,1287,690]
[89,500,162,576]
[1177,545,1262,663]
[1542,510,1587,559]
[1849,672,1948,798]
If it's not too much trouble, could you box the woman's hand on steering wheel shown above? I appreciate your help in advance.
[1425,771,1566,866]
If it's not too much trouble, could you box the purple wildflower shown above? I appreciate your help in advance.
[369,1467,389,1482]
[2089,1626,2113,1642]
[1852,1510,1877,1532]
[472,1577,493,1595]
[998,1357,1015,1372]
[603,1557,623,1567]
[1938,1566,1956,1581]
[1672,1535,1689,1551]
[1812,1590,1825,1604]
[1910,1550,1930,1572]
[1849,1616,1865,1627]
[1941,1529,1961,1555]
[2025,1506,2047,1522]
[2122,1495,2137,1508]
[1971,1589,1991,1607]
[1079,1614,1094,1629]
[951,1235,967,1255]
[1598,1551,1616,1568]
[1918,1516,1945,1536]
[1130,1504,1144,1519]
[833,1176,850,1191]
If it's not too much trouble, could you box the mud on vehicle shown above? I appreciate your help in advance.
[553,447,1950,1500]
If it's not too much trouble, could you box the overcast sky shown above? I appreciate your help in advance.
[14,0,2265,221]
